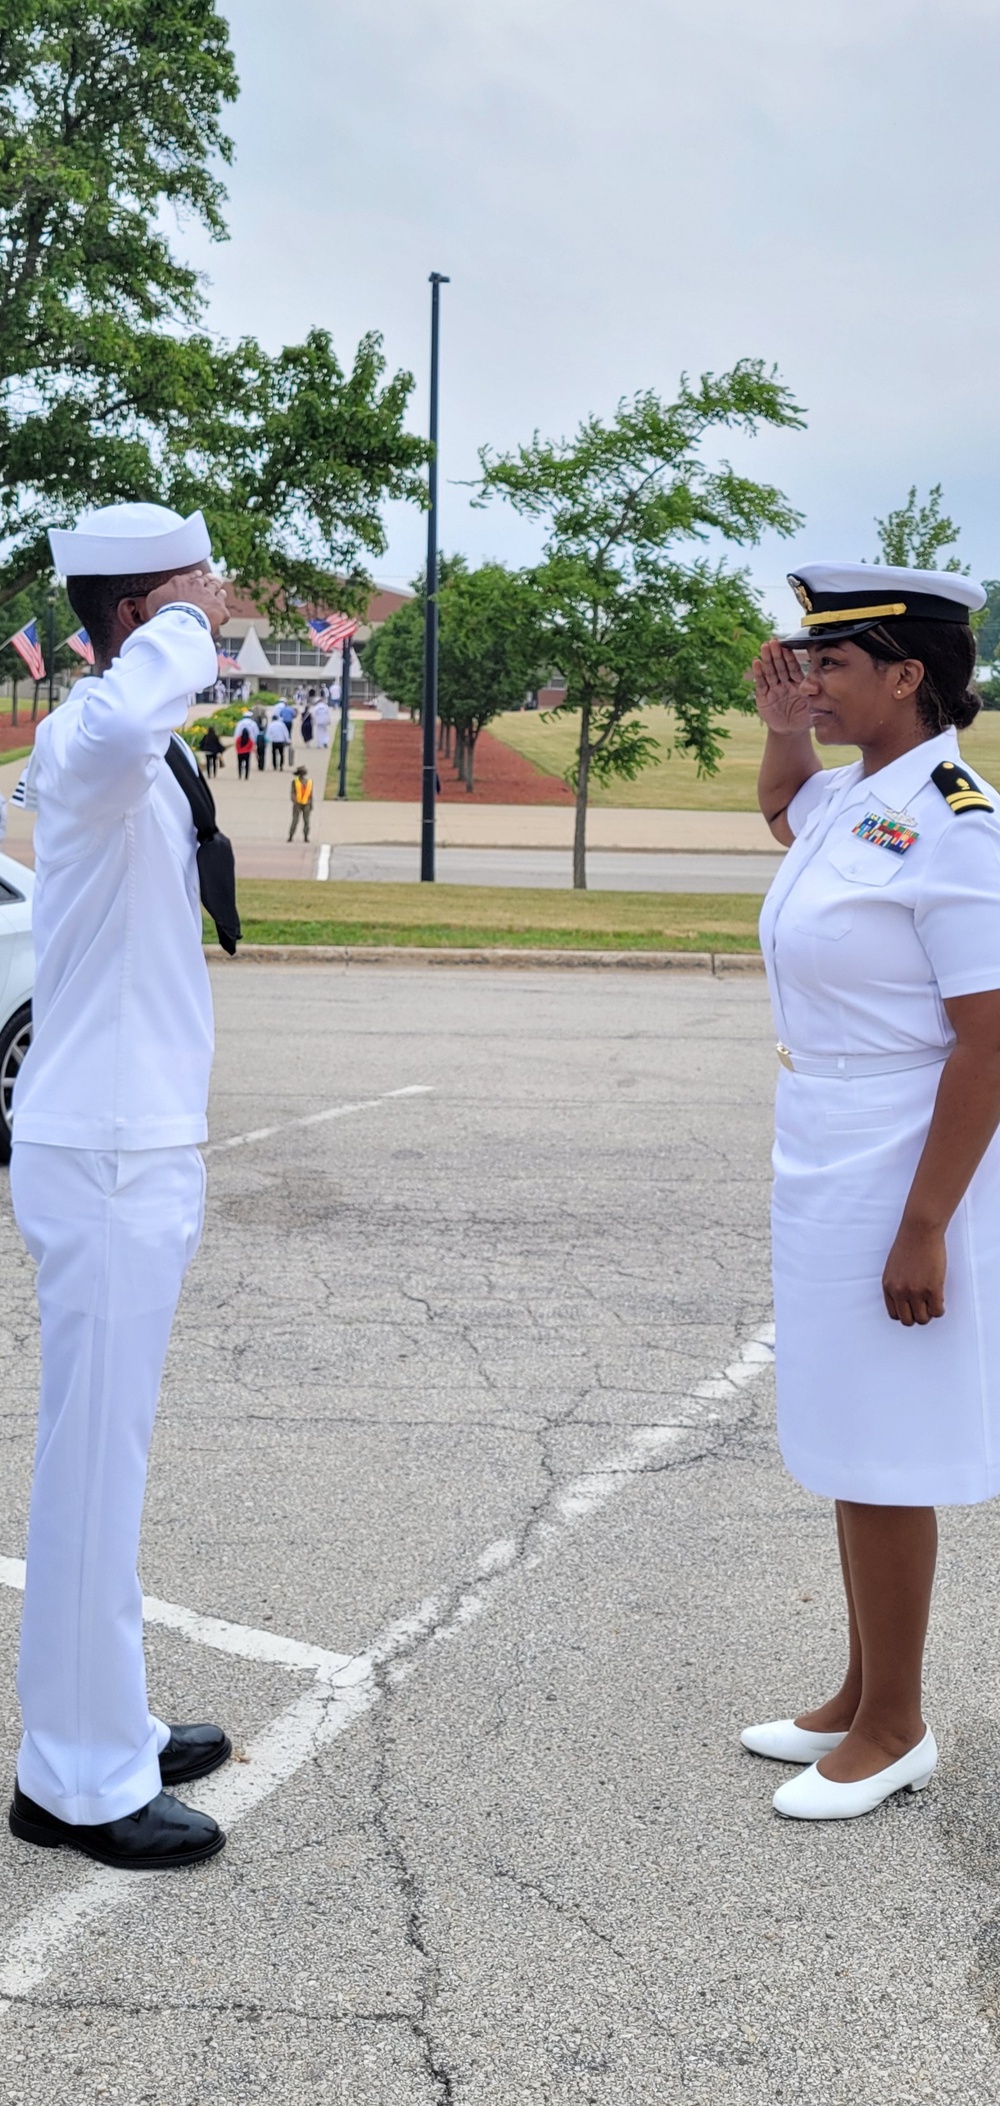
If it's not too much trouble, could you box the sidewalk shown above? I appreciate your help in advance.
[0,747,777,866]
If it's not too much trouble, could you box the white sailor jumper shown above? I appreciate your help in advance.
[11,606,218,1825]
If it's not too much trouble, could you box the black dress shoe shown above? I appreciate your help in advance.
[159,1722,233,1788]
[9,1785,226,1869]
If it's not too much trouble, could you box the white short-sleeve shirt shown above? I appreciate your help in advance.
[759,728,1000,1059]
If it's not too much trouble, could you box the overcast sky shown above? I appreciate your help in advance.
[184,0,1000,624]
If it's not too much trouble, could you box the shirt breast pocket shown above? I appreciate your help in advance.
[827,838,909,890]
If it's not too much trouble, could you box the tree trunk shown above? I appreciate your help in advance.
[466,728,477,792]
[10,677,17,727]
[573,701,591,889]
[31,682,39,722]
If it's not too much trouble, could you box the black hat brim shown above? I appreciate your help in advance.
[780,618,886,649]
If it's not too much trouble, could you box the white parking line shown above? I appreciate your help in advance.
[0,1322,775,2017]
[0,1563,352,1679]
[315,843,331,880]
[202,1083,434,1156]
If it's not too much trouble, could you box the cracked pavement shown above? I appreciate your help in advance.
[2,964,1000,2103]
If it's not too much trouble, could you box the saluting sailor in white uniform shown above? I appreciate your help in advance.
[741,562,1000,1822]
[8,502,238,1870]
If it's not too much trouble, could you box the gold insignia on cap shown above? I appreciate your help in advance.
[801,602,906,628]
[790,577,812,614]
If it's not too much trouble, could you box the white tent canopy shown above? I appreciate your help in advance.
[235,625,272,676]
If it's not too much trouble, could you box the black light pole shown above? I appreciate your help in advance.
[337,630,351,798]
[46,587,56,714]
[420,270,449,882]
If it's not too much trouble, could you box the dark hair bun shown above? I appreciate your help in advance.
[951,686,981,732]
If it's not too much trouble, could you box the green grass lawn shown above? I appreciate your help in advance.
[223,879,764,952]
[323,719,365,799]
[0,745,33,768]
[490,705,1000,812]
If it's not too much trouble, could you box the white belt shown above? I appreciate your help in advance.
[776,1043,950,1078]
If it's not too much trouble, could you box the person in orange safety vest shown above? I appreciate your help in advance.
[288,765,313,843]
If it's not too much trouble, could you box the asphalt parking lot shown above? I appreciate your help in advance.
[2,964,1000,2105]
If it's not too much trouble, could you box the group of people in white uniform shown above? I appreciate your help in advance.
[6,503,1000,1867]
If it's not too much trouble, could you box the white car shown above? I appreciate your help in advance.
[0,848,34,1165]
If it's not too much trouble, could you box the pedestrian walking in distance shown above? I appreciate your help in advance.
[288,765,313,842]
[312,693,331,748]
[234,714,256,780]
[8,500,241,1871]
[266,707,290,769]
[253,699,268,770]
[743,560,1000,1823]
[198,722,224,777]
[278,696,296,766]
[301,696,314,745]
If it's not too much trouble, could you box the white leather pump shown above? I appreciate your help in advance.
[740,1719,848,1763]
[772,1728,937,1820]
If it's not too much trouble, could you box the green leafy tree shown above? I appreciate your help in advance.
[873,485,966,572]
[976,581,1000,664]
[360,587,426,721]
[0,4,427,611]
[438,558,546,791]
[478,366,804,886]
[361,556,546,791]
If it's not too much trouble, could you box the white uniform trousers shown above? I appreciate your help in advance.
[10,1142,206,1825]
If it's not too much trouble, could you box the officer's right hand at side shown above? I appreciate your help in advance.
[751,637,811,736]
[143,569,230,636]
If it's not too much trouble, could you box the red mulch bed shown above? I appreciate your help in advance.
[362,719,574,805]
[0,717,41,753]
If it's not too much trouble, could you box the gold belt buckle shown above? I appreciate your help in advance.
[776,1042,795,1071]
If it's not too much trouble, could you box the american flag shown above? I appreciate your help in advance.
[66,627,95,666]
[7,619,45,682]
[307,615,359,655]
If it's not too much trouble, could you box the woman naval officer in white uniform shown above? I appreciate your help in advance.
[8,502,237,1871]
[744,561,1000,1821]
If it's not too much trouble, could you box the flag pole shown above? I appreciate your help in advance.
[420,270,449,882]
[337,631,350,799]
[46,588,56,713]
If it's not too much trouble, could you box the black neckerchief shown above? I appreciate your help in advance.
[163,735,241,956]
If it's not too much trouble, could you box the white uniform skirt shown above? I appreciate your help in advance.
[772,1063,1000,1506]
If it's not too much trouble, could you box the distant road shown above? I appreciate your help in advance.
[318,844,781,892]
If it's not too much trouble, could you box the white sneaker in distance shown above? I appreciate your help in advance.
[772,1728,938,1821]
[740,1719,848,1764]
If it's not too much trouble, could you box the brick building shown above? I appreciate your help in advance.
[219,584,412,704]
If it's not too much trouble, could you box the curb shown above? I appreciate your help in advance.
[217,944,766,973]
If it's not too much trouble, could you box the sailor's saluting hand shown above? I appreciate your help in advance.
[750,636,810,736]
[135,567,229,635]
